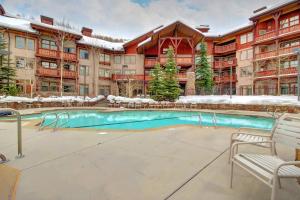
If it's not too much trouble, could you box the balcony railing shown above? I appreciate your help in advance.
[279,24,300,35]
[160,55,193,66]
[37,67,77,79]
[99,61,111,66]
[144,58,158,68]
[280,67,297,75]
[214,59,237,69]
[255,31,276,43]
[278,44,300,56]
[214,43,236,54]
[254,69,277,77]
[255,50,277,60]
[36,48,77,61]
[213,75,237,83]
[112,74,145,81]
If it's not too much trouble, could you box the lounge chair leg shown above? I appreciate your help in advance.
[277,177,281,189]
[228,140,233,164]
[271,178,277,200]
[230,161,234,188]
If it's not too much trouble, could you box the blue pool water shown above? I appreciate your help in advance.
[15,110,274,130]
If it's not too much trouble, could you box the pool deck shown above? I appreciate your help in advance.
[0,109,300,200]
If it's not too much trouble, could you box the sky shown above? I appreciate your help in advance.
[0,0,282,39]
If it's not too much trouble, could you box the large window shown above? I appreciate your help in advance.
[99,53,111,63]
[124,69,136,75]
[79,65,89,76]
[27,39,35,50]
[240,32,253,44]
[114,55,121,64]
[240,49,253,60]
[240,85,252,95]
[16,36,26,49]
[63,84,75,93]
[124,55,136,65]
[41,61,57,69]
[99,68,111,78]
[63,63,75,71]
[281,60,298,68]
[280,15,299,29]
[280,39,300,48]
[16,57,35,68]
[41,81,58,92]
[98,85,110,96]
[79,49,89,59]
[41,39,57,50]
[79,84,89,96]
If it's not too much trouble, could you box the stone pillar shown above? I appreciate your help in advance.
[111,82,119,96]
[185,72,195,95]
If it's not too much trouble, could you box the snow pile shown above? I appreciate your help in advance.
[0,15,37,33]
[107,95,156,104]
[177,95,300,106]
[0,95,105,103]
[78,36,124,51]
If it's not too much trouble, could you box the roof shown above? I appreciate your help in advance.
[203,22,253,38]
[0,15,37,33]
[77,35,124,51]
[250,0,299,19]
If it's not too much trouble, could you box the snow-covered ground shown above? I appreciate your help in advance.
[0,95,105,103]
[177,95,300,106]
[107,95,156,104]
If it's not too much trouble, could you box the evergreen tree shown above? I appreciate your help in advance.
[163,47,181,101]
[148,62,165,101]
[0,35,17,95]
[195,42,213,95]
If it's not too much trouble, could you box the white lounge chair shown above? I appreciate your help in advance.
[230,116,300,200]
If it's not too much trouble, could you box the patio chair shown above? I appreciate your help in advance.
[230,116,300,200]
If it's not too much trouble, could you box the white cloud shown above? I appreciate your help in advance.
[2,0,281,39]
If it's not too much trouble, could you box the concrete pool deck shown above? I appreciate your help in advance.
[0,111,300,200]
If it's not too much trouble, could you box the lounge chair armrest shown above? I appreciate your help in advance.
[274,161,300,175]
[231,141,275,157]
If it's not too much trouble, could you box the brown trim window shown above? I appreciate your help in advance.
[16,36,26,49]
[41,81,58,92]
[79,49,89,59]
[41,39,57,50]
[99,53,111,64]
[41,61,57,69]
[280,15,299,29]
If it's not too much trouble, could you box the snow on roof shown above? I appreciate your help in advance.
[77,35,124,51]
[153,20,203,35]
[0,15,37,33]
[137,37,152,47]
[250,0,298,19]
[203,22,253,38]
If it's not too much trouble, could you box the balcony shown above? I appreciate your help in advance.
[278,44,300,56]
[254,69,277,77]
[144,58,158,68]
[255,50,277,60]
[213,75,237,83]
[279,24,300,36]
[214,43,236,54]
[36,48,77,61]
[112,74,145,81]
[280,67,297,75]
[160,55,193,66]
[36,67,77,79]
[99,61,111,66]
[214,59,237,69]
[255,31,276,43]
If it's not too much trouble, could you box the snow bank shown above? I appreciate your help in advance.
[107,95,156,104]
[176,95,300,106]
[0,95,105,103]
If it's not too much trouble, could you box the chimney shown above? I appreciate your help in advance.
[196,25,210,33]
[40,15,53,25]
[0,5,6,16]
[81,27,93,37]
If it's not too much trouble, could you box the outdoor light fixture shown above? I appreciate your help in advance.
[293,48,300,101]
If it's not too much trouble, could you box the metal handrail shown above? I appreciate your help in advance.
[0,108,23,158]
[213,112,217,127]
[198,113,202,126]
[39,112,58,131]
[55,112,70,130]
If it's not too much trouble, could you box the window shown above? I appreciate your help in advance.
[99,68,111,78]
[240,85,252,95]
[79,49,89,59]
[16,57,26,68]
[240,32,253,44]
[41,61,57,69]
[290,15,299,26]
[99,53,111,63]
[280,40,300,48]
[240,66,253,77]
[41,81,58,92]
[281,60,298,68]
[79,85,89,96]
[16,36,25,49]
[280,19,289,29]
[27,39,35,50]
[280,15,299,29]
[64,47,76,54]
[124,55,136,64]
[79,65,89,76]
[124,69,136,75]
[114,55,121,64]
[63,63,75,71]
[63,85,75,93]
[240,49,253,60]
[41,39,57,50]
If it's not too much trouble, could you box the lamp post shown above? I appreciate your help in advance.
[293,48,300,101]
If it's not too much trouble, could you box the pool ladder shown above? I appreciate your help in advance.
[198,112,217,127]
[39,112,70,131]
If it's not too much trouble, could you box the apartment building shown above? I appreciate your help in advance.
[0,0,299,97]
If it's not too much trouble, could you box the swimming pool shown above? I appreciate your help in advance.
[13,110,274,130]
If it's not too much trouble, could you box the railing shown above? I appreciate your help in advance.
[37,67,77,79]
[278,44,300,56]
[112,74,145,81]
[279,24,300,35]
[255,50,277,60]
[214,59,237,69]
[159,55,193,65]
[255,31,276,42]
[63,70,77,79]
[254,69,277,77]
[37,48,77,61]
[214,43,236,54]
[213,75,237,83]
[280,67,297,75]
[39,112,58,131]
[144,58,158,68]
[99,61,111,66]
